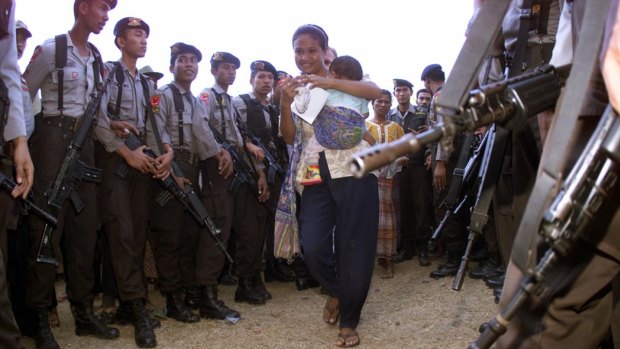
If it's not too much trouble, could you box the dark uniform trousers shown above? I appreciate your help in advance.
[199,156,267,284]
[26,118,98,307]
[0,167,25,349]
[399,163,433,252]
[95,143,151,301]
[300,153,378,329]
[150,158,199,292]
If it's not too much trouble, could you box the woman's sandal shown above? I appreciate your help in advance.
[335,328,360,348]
[322,296,340,325]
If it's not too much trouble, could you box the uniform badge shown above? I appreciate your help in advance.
[151,94,161,113]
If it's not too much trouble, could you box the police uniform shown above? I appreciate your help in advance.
[22,0,119,345]
[0,2,28,348]
[149,43,233,322]
[388,79,433,265]
[200,52,271,305]
[232,60,293,283]
[94,17,155,308]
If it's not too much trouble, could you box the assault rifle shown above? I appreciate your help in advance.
[470,106,620,349]
[109,113,233,264]
[349,64,569,177]
[35,65,117,266]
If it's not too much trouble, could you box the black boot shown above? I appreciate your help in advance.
[264,258,295,283]
[199,285,241,321]
[292,258,320,291]
[73,301,120,339]
[116,300,161,328]
[235,277,266,305]
[184,285,201,310]
[166,291,200,323]
[253,274,272,301]
[123,299,157,348]
[33,307,60,349]
[429,255,459,279]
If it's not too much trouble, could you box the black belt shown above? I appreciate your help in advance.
[174,149,198,166]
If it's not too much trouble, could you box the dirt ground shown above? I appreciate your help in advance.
[20,258,498,349]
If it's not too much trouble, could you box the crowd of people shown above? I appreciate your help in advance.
[1,0,619,349]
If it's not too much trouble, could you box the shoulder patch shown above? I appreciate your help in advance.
[151,93,161,113]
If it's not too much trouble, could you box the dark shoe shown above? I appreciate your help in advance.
[166,291,200,323]
[33,307,60,349]
[199,285,241,321]
[116,301,161,329]
[253,274,272,301]
[485,273,505,289]
[73,301,120,339]
[393,248,414,264]
[418,250,431,267]
[429,258,459,279]
[184,286,201,310]
[264,259,295,283]
[235,277,266,305]
[123,299,157,348]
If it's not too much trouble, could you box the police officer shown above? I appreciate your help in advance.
[232,60,294,284]
[200,52,272,308]
[22,1,119,347]
[94,17,164,348]
[0,2,34,348]
[150,42,234,324]
[388,78,433,266]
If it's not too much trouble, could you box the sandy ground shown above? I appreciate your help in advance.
[20,258,498,349]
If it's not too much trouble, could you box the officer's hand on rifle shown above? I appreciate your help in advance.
[433,160,447,190]
[153,145,174,180]
[245,141,265,162]
[110,119,139,138]
[256,170,270,202]
[11,136,34,199]
[215,149,233,179]
[125,145,157,174]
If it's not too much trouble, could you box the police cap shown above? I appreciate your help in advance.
[114,17,150,37]
[420,64,443,81]
[210,52,240,69]
[170,42,202,66]
[139,65,163,81]
[393,78,413,90]
[250,60,277,78]
[15,20,32,38]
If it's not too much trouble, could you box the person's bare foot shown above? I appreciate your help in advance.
[335,327,359,347]
[322,296,339,325]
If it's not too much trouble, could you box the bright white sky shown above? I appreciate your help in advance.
[16,0,473,104]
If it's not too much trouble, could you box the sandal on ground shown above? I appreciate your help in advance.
[322,297,339,325]
[335,328,360,348]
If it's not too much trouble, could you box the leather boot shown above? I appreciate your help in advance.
[123,299,157,348]
[429,255,459,279]
[116,300,161,328]
[73,301,120,339]
[264,258,295,282]
[184,285,201,309]
[199,285,241,321]
[292,258,320,291]
[166,291,200,323]
[235,277,266,305]
[33,307,60,349]
[253,274,272,301]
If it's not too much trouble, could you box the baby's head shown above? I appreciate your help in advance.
[329,55,363,81]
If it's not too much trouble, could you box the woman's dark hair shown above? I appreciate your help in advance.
[372,89,392,105]
[292,24,328,51]
[329,55,363,81]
